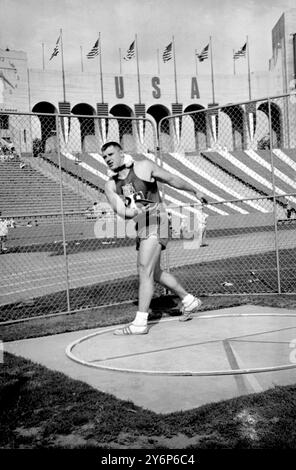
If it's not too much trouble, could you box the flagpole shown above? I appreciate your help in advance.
[195,49,198,76]
[233,49,236,75]
[135,34,142,103]
[172,35,178,103]
[209,36,215,103]
[157,48,160,75]
[98,32,104,103]
[80,46,84,72]
[119,48,122,75]
[42,43,45,71]
[60,28,66,101]
[246,35,251,100]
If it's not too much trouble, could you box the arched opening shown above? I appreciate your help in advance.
[110,104,133,117]
[32,102,57,153]
[0,114,9,131]
[147,104,170,152]
[257,101,282,148]
[110,103,133,137]
[184,104,207,150]
[147,104,170,135]
[221,105,244,150]
[71,103,95,150]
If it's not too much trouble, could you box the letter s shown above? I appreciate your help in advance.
[152,76,161,99]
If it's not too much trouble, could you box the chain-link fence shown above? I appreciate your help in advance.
[0,94,296,323]
[158,93,296,298]
[0,112,160,323]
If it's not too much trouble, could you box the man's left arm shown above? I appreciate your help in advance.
[151,162,208,204]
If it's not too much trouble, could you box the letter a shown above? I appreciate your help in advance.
[191,77,200,99]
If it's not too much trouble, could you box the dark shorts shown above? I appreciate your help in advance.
[135,203,170,251]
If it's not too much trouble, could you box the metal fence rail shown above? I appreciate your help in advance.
[0,94,296,323]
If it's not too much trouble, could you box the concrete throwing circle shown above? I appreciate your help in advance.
[65,313,296,376]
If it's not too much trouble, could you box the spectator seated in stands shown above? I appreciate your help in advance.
[285,201,296,220]
[85,201,101,218]
[0,146,9,162]
[10,146,19,160]
[278,200,296,224]
[0,213,15,253]
[0,138,18,160]
[0,217,8,253]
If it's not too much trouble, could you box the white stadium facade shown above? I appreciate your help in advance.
[1,8,296,154]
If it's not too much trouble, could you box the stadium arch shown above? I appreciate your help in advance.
[32,101,57,153]
[147,104,170,133]
[257,101,282,148]
[71,103,96,152]
[147,104,170,151]
[183,104,207,150]
[109,104,134,150]
[220,104,245,150]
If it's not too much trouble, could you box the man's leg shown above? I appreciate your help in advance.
[137,236,162,313]
[0,236,7,252]
[154,257,202,321]
[154,257,187,299]
[114,236,162,335]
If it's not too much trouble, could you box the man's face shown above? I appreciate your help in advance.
[102,145,123,171]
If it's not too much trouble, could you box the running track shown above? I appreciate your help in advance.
[0,228,295,306]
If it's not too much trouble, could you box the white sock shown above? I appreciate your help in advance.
[132,311,149,327]
[182,294,195,308]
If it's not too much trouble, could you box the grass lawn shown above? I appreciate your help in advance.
[1,350,296,450]
[1,294,296,449]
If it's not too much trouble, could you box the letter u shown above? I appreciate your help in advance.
[115,76,124,99]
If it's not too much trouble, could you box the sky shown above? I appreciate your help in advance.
[1,0,296,76]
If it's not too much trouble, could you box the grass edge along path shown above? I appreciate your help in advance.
[1,294,296,342]
[1,351,296,449]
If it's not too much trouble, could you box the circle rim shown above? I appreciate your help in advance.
[65,313,296,376]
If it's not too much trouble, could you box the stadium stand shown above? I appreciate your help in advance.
[41,151,107,189]
[39,146,295,217]
[277,148,296,169]
[201,149,296,206]
[156,152,272,215]
[0,159,91,216]
[269,149,296,174]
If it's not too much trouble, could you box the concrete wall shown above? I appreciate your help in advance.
[0,48,287,115]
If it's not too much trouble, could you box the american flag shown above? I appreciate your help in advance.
[123,41,135,60]
[163,42,172,62]
[197,44,209,62]
[49,35,60,60]
[87,39,100,59]
[233,43,247,60]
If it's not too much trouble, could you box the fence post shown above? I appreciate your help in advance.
[268,98,282,294]
[56,113,71,312]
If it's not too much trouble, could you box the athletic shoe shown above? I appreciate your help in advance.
[179,297,202,322]
[113,324,149,335]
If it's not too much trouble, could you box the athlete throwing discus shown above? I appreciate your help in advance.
[102,141,208,335]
